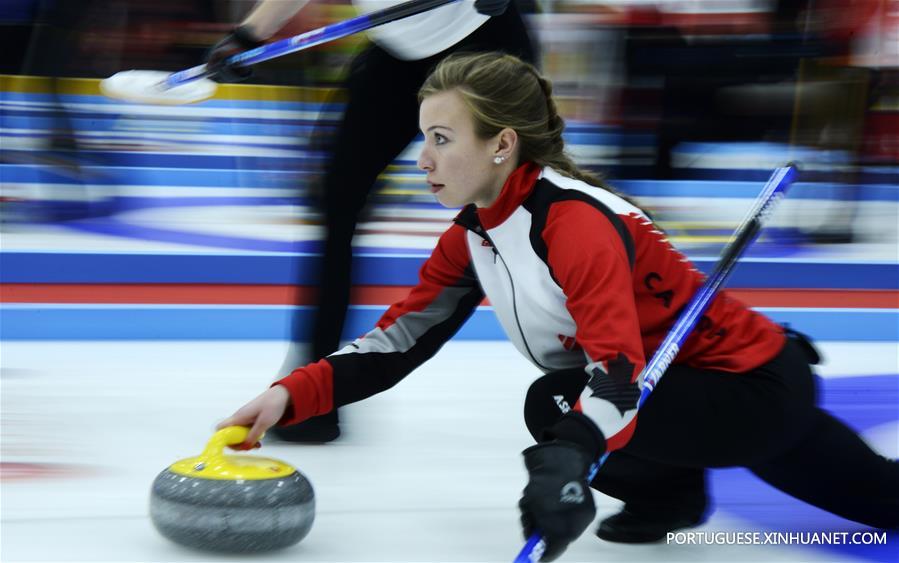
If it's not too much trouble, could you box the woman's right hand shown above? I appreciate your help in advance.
[217,385,291,449]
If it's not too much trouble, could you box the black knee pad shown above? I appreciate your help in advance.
[523,368,589,442]
[756,337,821,451]
[783,328,822,407]
[784,327,821,365]
[782,338,819,410]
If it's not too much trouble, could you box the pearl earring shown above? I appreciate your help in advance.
[493,156,505,165]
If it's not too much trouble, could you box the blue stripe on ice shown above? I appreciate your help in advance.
[0,306,895,341]
[3,251,896,289]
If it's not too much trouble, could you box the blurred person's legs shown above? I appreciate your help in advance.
[21,0,82,123]
[789,60,872,244]
[14,0,128,223]
[16,0,87,221]
[274,2,537,443]
[628,1,865,245]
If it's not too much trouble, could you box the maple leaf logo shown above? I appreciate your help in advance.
[587,353,640,416]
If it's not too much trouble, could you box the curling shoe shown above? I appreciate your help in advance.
[269,412,340,444]
[271,343,340,443]
[596,506,705,543]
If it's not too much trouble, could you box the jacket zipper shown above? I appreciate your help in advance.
[475,226,550,372]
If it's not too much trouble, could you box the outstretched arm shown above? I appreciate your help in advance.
[218,223,483,448]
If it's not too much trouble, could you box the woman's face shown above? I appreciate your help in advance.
[417,90,512,209]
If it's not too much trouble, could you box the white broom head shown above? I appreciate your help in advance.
[100,70,217,105]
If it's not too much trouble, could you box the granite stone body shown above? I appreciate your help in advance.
[150,469,315,552]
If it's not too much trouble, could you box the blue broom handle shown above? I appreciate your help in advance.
[514,164,799,563]
[165,0,460,89]
[639,163,796,400]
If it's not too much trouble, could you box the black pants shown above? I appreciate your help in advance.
[524,337,899,529]
[295,2,537,361]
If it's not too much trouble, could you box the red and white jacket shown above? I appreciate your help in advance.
[277,162,785,451]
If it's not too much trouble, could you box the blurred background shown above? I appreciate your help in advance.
[1,0,896,235]
[1,0,896,340]
[0,0,896,397]
[1,2,897,561]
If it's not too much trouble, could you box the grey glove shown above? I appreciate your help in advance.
[474,0,510,16]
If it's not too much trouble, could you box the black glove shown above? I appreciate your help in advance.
[474,0,510,16]
[519,441,596,562]
[204,26,265,83]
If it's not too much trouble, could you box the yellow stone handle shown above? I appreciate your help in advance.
[168,426,291,479]
[198,426,259,462]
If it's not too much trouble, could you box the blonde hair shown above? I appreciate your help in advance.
[419,52,607,188]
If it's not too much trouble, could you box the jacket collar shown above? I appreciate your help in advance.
[454,162,543,233]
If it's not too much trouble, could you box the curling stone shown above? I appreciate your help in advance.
[150,426,314,553]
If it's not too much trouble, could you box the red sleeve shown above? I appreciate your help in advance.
[543,200,645,451]
[274,358,334,425]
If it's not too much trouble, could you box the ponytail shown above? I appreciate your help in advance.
[530,73,609,189]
